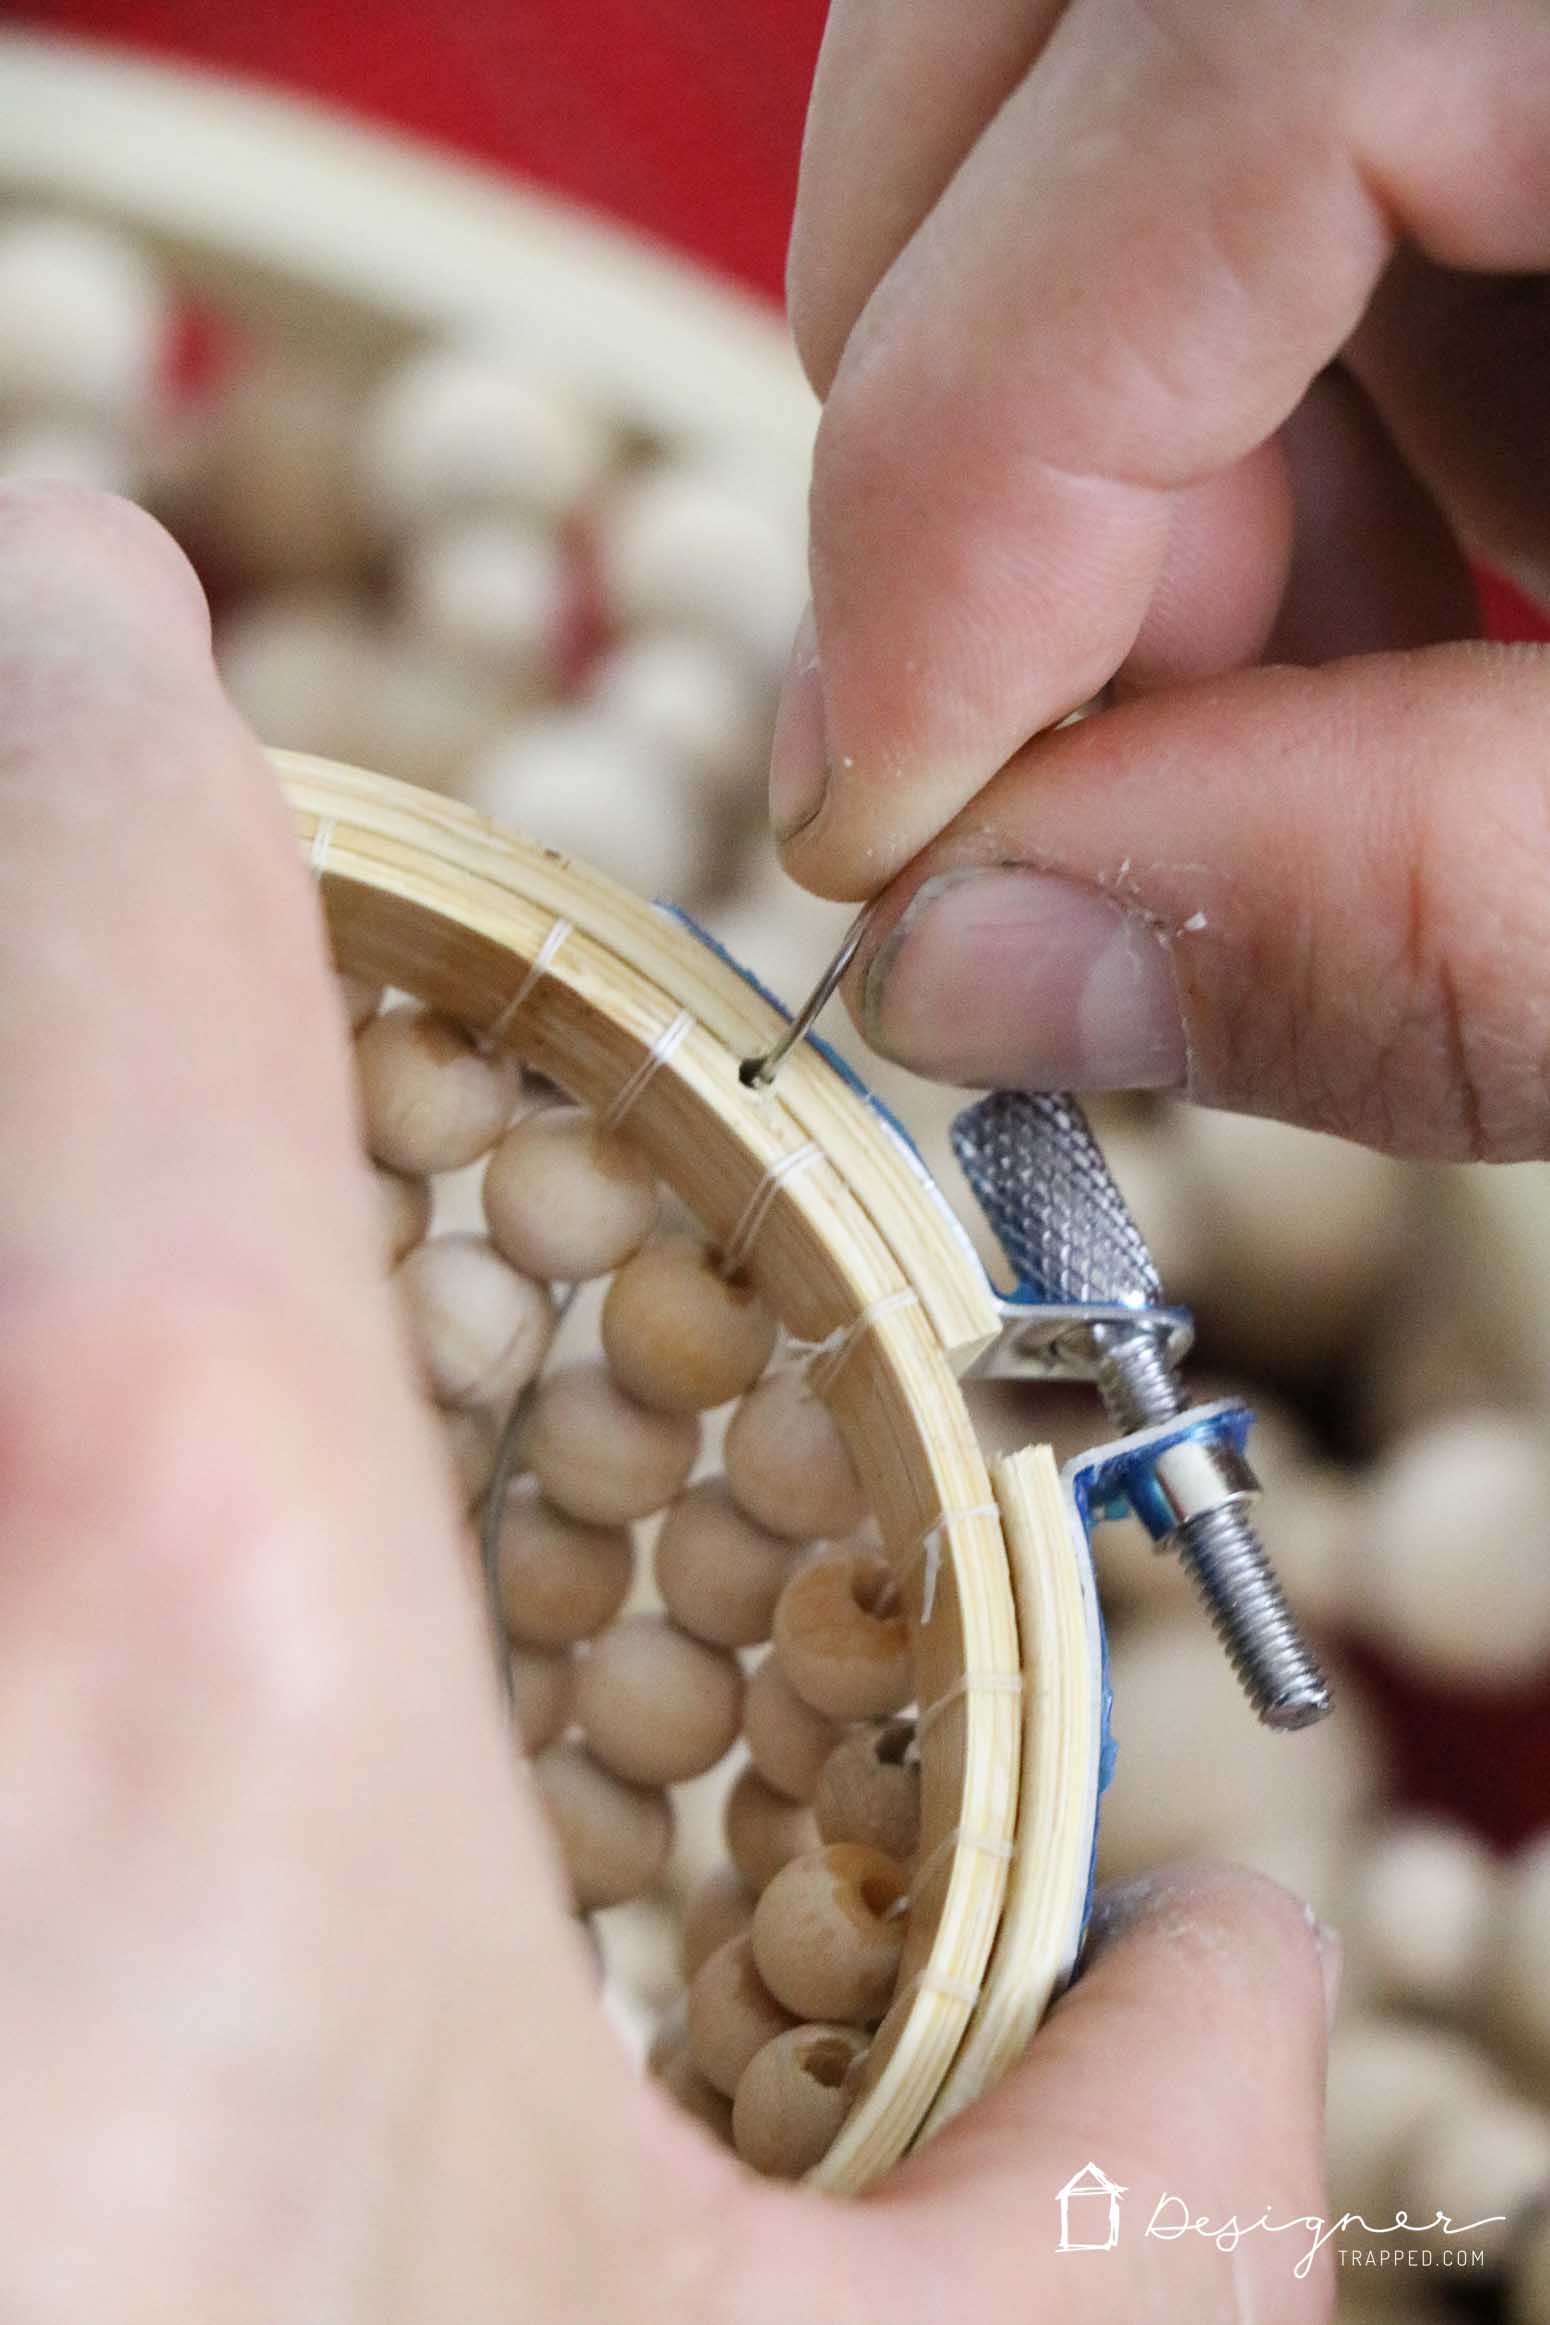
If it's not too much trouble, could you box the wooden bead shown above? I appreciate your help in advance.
[724,1767,820,1894]
[531,1743,672,1912]
[655,2042,735,2145]
[483,1104,658,1283]
[1352,1413,1550,1686]
[724,1368,866,1542]
[518,1362,699,1525]
[1325,2015,1498,2225]
[751,1844,907,2025]
[400,516,569,695]
[372,1162,431,1267]
[508,1645,576,1753]
[1343,1816,1495,2017]
[1096,1619,1383,1883]
[359,343,613,534]
[603,1235,776,1416]
[682,1864,755,1981]
[1403,2093,1550,2268]
[575,1614,743,1786]
[686,1932,797,2099]
[595,460,806,675]
[357,1004,523,1175]
[584,629,766,796]
[338,974,381,1032]
[459,705,710,900]
[494,1480,633,1645]
[814,1721,920,1864]
[742,1654,841,1803]
[0,213,169,420]
[655,1480,796,1648]
[732,2025,868,2179]
[0,420,138,497]
[439,1403,501,1507]
[773,1546,913,1722]
[396,1234,553,1411]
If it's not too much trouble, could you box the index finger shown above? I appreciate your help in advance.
[776,0,1550,899]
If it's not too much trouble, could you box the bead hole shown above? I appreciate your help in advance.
[873,1720,913,1768]
[849,1561,899,1620]
[800,2035,855,2089]
[860,1870,903,1919]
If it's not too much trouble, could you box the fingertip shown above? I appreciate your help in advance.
[0,481,212,661]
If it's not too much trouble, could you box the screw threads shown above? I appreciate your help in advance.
[1176,1504,1331,1730]
[1092,1328,1331,1730]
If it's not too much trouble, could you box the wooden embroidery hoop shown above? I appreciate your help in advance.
[289,749,1106,2192]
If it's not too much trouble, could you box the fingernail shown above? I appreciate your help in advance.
[864,866,1188,1089]
[1314,1917,1343,2032]
[769,605,830,841]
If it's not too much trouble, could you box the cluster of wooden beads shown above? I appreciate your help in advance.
[343,971,923,2178]
[0,205,806,914]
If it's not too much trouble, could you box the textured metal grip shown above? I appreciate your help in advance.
[950,1089,1161,1309]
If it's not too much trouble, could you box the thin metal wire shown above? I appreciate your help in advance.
[480,1279,581,1700]
[738,905,872,1089]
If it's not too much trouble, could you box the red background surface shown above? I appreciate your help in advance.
[14,0,1550,1839]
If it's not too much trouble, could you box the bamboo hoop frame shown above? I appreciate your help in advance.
[284,752,1102,2190]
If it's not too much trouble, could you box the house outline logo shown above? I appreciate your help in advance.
[1056,2161,1127,2252]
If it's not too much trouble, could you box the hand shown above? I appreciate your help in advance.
[0,484,1334,2319]
[777,0,1550,1161]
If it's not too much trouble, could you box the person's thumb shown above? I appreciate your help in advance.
[731,1859,1337,2325]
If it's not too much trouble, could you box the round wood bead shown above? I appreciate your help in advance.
[372,1162,432,1267]
[494,1480,633,1646]
[508,1645,576,1753]
[751,1844,907,2026]
[585,628,765,797]
[655,2041,735,2145]
[1352,1412,1550,1686]
[575,1614,743,1786]
[773,1546,913,1722]
[742,1654,841,1803]
[1343,1815,1495,2017]
[357,1004,523,1175]
[1403,2093,1550,2269]
[338,974,381,1033]
[732,2025,868,2179]
[595,460,806,675]
[655,1480,797,1648]
[1325,2015,1498,2225]
[460,706,709,901]
[0,213,170,420]
[724,1368,866,1542]
[682,1865,755,1981]
[483,1104,658,1283]
[359,342,613,534]
[724,1767,820,1895]
[686,1932,798,2099]
[815,1721,921,1865]
[602,1235,777,1415]
[531,1743,672,1912]
[439,1402,501,1508]
[396,1234,553,1411]
[400,515,569,695]
[518,1362,699,1526]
